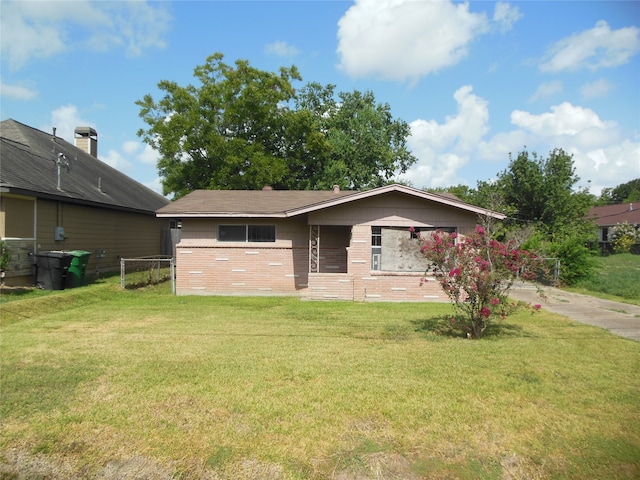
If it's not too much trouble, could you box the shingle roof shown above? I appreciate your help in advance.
[1,119,168,214]
[588,203,640,227]
[157,184,505,219]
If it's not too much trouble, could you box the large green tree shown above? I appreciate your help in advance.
[598,178,640,204]
[479,148,593,238]
[136,53,416,198]
[472,149,597,285]
[295,83,417,190]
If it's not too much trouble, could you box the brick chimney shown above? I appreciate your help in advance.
[74,127,98,157]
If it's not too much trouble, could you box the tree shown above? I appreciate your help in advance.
[417,226,538,339]
[495,149,593,237]
[611,178,640,204]
[137,53,416,198]
[296,83,417,190]
[136,53,302,198]
[425,184,476,203]
[451,149,598,285]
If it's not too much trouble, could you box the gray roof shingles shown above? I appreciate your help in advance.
[0,119,168,214]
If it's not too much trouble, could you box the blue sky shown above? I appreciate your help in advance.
[1,0,639,197]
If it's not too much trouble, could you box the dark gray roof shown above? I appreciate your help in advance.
[1,119,168,214]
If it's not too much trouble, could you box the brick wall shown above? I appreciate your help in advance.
[176,221,453,302]
[176,245,308,296]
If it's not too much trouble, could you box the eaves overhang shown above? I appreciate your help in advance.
[284,184,507,219]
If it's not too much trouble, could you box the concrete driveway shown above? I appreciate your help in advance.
[509,282,640,342]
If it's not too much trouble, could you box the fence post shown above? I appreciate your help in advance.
[171,257,176,294]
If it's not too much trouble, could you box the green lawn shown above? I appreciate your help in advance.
[1,281,639,479]
[570,253,640,305]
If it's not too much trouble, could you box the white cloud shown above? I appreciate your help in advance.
[265,40,299,57]
[122,140,140,156]
[45,104,95,143]
[337,0,489,82]
[101,149,133,171]
[0,0,171,70]
[403,87,638,194]
[511,102,610,136]
[529,81,563,102]
[404,85,490,187]
[483,102,638,193]
[114,140,158,167]
[581,78,614,99]
[493,2,522,34]
[144,177,165,196]
[0,80,38,99]
[137,143,159,166]
[539,21,640,73]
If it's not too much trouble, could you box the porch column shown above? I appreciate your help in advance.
[309,225,320,273]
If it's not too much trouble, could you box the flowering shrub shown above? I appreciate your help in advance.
[609,221,640,253]
[416,226,538,339]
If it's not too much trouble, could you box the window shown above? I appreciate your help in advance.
[218,225,276,242]
[371,226,456,271]
[371,227,382,270]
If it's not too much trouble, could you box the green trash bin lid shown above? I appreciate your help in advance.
[66,250,92,257]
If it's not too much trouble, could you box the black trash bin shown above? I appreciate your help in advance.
[35,251,72,290]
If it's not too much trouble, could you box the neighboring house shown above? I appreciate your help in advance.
[0,119,170,286]
[587,203,640,253]
[157,184,505,301]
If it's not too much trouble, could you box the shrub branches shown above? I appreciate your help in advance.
[417,226,539,339]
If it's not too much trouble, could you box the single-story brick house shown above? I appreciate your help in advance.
[156,184,505,301]
[587,203,640,253]
[0,119,170,286]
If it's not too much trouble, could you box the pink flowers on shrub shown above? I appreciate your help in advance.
[418,225,538,339]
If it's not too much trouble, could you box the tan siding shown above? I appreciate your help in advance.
[309,192,478,229]
[1,195,35,238]
[34,200,166,278]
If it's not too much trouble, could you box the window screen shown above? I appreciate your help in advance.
[218,225,276,242]
[248,225,275,242]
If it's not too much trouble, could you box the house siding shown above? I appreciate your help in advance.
[1,196,167,285]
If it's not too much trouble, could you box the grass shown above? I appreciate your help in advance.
[1,278,639,479]
[569,253,640,305]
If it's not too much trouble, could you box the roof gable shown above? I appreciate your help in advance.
[1,119,168,213]
[156,184,505,219]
